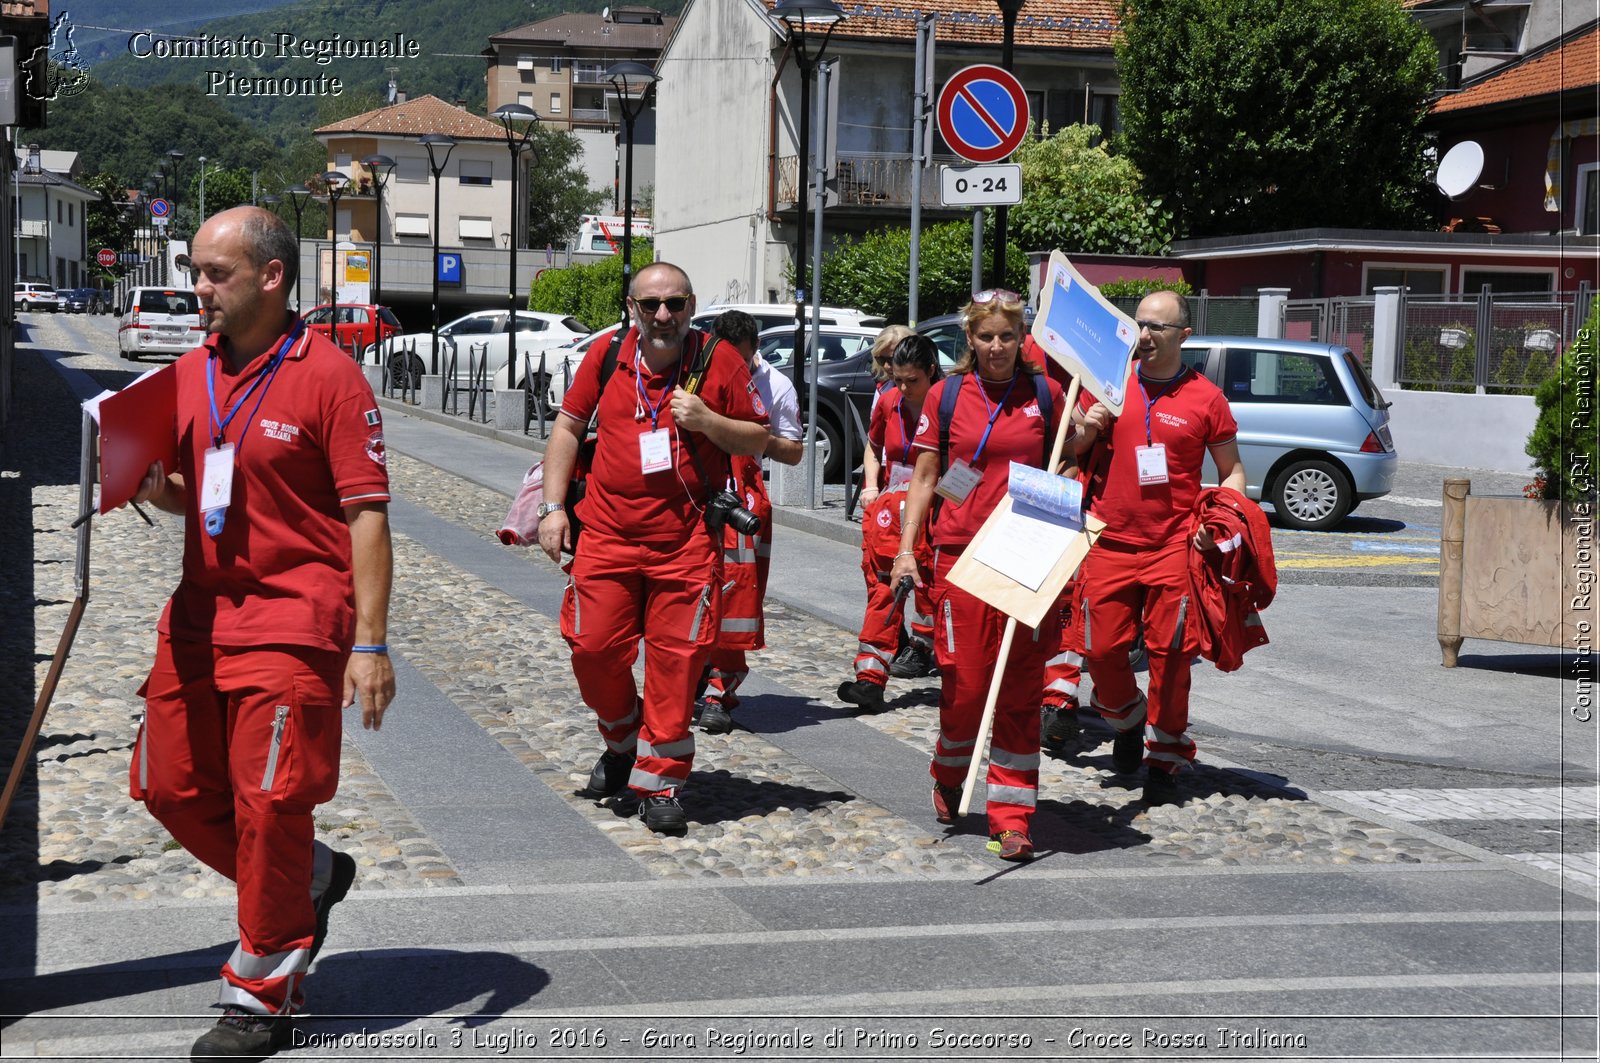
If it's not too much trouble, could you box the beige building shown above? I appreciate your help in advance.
[484,6,671,204]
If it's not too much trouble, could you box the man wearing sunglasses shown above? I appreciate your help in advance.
[537,263,770,832]
[1074,290,1246,807]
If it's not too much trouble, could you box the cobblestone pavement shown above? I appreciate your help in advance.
[3,325,1480,916]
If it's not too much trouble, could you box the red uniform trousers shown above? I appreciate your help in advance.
[1042,579,1084,709]
[852,491,933,687]
[928,548,1059,836]
[562,530,721,794]
[1080,535,1200,774]
[131,634,345,1015]
[705,458,773,707]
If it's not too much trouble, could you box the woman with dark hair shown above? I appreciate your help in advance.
[839,334,942,712]
[889,290,1068,861]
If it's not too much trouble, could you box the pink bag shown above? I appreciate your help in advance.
[498,463,544,546]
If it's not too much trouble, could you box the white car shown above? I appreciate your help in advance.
[367,310,591,391]
[118,287,205,360]
[14,283,62,312]
[534,323,625,416]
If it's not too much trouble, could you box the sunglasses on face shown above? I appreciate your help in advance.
[633,296,690,314]
[971,288,1022,305]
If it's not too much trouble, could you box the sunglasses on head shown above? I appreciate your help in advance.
[633,295,690,314]
[971,288,1022,305]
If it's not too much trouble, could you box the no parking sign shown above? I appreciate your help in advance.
[936,65,1030,164]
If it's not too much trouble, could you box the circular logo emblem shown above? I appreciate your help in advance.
[876,507,892,528]
[917,414,930,436]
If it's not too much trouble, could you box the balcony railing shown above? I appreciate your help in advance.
[776,152,969,210]
[573,65,608,85]
[570,107,611,123]
[17,219,47,238]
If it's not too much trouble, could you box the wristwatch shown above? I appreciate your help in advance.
[536,502,564,521]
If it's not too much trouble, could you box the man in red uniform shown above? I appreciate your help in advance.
[698,310,804,734]
[537,263,768,832]
[1075,290,1246,806]
[128,206,395,1059]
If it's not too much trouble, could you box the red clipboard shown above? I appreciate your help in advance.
[98,365,180,514]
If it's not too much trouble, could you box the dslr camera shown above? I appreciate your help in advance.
[704,490,762,537]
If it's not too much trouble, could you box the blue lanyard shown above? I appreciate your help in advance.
[969,371,1019,464]
[1138,368,1187,446]
[634,348,681,429]
[207,323,303,450]
[202,324,302,538]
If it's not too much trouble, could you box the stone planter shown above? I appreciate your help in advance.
[1437,477,1597,665]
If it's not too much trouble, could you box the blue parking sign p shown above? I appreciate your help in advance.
[437,252,462,287]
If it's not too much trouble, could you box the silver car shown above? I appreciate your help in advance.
[1181,336,1396,531]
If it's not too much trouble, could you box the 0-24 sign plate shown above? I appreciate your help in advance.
[939,164,1022,207]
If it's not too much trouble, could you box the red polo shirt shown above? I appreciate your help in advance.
[1081,364,1237,546]
[161,323,390,652]
[867,388,920,489]
[912,370,1065,549]
[561,327,763,543]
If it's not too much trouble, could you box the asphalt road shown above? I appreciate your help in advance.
[38,311,1593,873]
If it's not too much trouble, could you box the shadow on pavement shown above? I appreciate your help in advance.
[0,946,550,1033]
[1452,651,1568,679]
[309,949,551,1029]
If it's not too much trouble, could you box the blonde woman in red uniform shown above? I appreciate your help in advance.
[890,290,1067,861]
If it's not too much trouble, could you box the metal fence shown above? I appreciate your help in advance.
[1397,290,1581,394]
[1283,298,1378,371]
[1107,294,1260,337]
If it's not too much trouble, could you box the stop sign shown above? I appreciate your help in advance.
[95,248,116,268]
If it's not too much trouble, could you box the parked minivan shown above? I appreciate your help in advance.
[1181,336,1396,530]
[118,287,205,360]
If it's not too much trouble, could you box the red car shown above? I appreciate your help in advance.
[303,303,402,357]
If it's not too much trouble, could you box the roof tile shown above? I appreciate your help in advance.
[313,94,509,141]
[763,1,1119,51]
[1431,24,1600,114]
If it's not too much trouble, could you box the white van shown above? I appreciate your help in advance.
[118,287,205,360]
[574,214,653,254]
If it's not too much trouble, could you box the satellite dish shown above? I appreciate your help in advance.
[601,6,610,18]
[1436,140,1485,200]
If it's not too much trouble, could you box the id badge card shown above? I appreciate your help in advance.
[1136,443,1170,485]
[934,458,983,506]
[199,443,236,512]
[886,461,913,493]
[639,428,673,475]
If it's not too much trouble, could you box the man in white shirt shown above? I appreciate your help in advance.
[699,310,803,732]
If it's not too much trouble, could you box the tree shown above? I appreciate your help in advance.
[525,124,609,250]
[1116,0,1439,239]
[811,219,1030,323]
[1010,123,1173,255]
[529,244,652,330]
[80,172,134,283]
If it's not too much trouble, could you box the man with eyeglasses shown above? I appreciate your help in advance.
[537,262,769,832]
[1073,290,1246,806]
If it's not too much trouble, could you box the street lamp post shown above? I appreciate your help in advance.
[421,133,457,377]
[318,169,349,241]
[771,0,845,404]
[197,157,226,227]
[165,149,184,238]
[991,0,1023,289]
[492,104,540,390]
[604,62,661,322]
[315,171,349,323]
[283,185,312,312]
[361,154,396,307]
